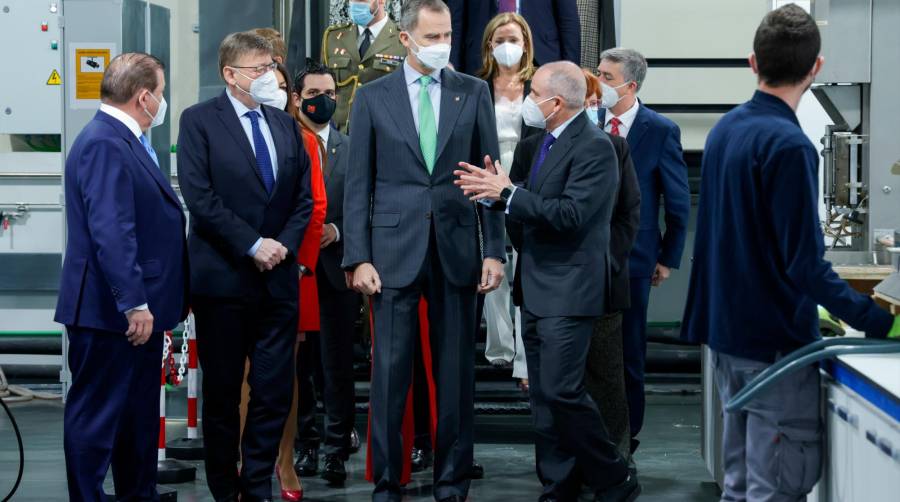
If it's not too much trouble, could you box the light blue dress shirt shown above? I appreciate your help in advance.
[403,60,442,134]
[226,89,280,257]
[505,110,583,213]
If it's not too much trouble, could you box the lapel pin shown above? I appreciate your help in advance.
[454,96,460,102]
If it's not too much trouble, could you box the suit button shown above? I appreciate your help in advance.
[425,212,432,219]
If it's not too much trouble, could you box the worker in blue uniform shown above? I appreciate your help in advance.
[681,5,900,502]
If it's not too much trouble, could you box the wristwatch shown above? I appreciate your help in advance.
[500,185,515,204]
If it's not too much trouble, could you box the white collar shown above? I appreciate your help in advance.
[317,125,330,146]
[404,59,442,87]
[550,109,583,139]
[99,103,143,139]
[226,87,262,118]
[605,98,639,129]
[358,15,389,40]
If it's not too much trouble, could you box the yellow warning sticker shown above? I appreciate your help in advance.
[47,69,62,85]
[75,48,110,99]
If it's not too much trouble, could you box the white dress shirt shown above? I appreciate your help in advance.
[98,104,150,313]
[226,88,280,257]
[505,110,583,212]
[358,15,389,42]
[403,60,442,134]
[603,99,640,138]
[314,125,340,242]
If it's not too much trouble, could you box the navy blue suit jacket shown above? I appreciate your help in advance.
[55,111,189,333]
[342,67,503,289]
[447,0,581,75]
[177,91,313,300]
[682,91,893,362]
[602,104,690,278]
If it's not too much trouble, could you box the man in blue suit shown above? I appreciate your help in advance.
[55,52,188,502]
[178,32,312,502]
[597,48,691,460]
[446,0,581,75]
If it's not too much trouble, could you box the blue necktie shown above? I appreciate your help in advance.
[529,133,557,187]
[139,134,159,168]
[245,111,275,194]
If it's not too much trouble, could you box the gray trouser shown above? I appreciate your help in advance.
[713,350,822,502]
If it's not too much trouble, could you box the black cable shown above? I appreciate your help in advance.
[0,397,24,502]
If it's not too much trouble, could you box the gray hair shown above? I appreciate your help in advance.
[100,53,165,104]
[398,0,449,32]
[542,61,587,110]
[218,31,273,76]
[600,47,648,91]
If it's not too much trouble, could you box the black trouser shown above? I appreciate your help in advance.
[413,332,433,452]
[522,309,627,500]
[584,311,631,460]
[316,271,361,458]
[369,239,477,502]
[193,294,297,502]
[295,331,323,451]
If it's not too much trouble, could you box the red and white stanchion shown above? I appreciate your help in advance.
[156,331,197,485]
[167,314,205,460]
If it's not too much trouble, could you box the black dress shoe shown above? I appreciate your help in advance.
[294,448,319,477]
[321,454,348,485]
[468,460,484,479]
[594,474,641,502]
[410,447,433,473]
[349,427,361,454]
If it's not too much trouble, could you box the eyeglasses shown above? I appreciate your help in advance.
[230,61,277,75]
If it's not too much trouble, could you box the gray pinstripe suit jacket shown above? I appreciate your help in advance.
[342,67,504,289]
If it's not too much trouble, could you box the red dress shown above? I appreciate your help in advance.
[297,128,327,332]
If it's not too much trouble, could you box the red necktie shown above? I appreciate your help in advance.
[609,117,622,137]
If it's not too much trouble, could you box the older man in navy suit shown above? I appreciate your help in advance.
[55,52,188,502]
[597,48,691,460]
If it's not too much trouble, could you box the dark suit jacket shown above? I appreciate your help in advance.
[504,112,618,318]
[486,79,543,142]
[342,67,503,289]
[318,126,351,291]
[177,91,313,300]
[447,0,582,75]
[601,104,690,278]
[55,111,188,333]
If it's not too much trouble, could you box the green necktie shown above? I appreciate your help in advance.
[418,75,437,174]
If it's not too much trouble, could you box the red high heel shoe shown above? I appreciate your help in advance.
[275,466,303,501]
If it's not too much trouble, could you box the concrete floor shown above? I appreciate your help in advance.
[0,391,719,501]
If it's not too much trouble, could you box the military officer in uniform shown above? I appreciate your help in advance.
[322,0,407,132]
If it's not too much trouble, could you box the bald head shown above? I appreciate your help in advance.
[534,61,586,111]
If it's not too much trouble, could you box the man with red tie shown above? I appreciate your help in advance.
[597,48,691,470]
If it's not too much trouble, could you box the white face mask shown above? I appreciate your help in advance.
[408,35,451,71]
[235,69,283,106]
[492,42,524,68]
[521,95,558,129]
[271,89,288,111]
[143,91,167,129]
[600,81,630,109]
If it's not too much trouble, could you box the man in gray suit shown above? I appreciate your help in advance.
[342,1,504,500]
[456,61,639,502]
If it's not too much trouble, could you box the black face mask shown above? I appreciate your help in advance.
[301,93,337,125]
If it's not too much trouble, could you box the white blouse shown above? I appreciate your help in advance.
[494,95,524,170]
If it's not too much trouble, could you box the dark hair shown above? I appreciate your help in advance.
[292,58,336,95]
[399,0,450,32]
[218,31,273,76]
[275,63,292,111]
[100,52,165,104]
[753,4,821,87]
